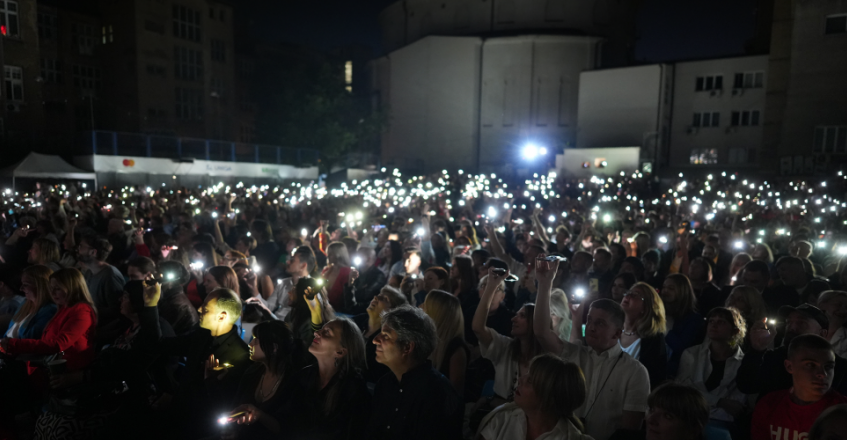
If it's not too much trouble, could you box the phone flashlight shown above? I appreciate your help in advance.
[166,273,176,281]
[252,264,261,274]
[190,262,204,270]
[659,236,668,244]
[217,411,247,425]
[301,228,308,237]
[734,241,743,249]
[575,288,586,298]
[353,257,362,267]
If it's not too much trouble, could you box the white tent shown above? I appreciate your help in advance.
[0,152,97,188]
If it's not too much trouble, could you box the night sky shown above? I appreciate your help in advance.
[241,0,757,62]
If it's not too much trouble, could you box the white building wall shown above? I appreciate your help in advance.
[669,55,769,169]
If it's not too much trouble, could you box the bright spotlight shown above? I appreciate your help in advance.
[522,143,546,160]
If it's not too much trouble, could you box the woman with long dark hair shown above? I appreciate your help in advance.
[422,290,469,396]
[661,274,705,377]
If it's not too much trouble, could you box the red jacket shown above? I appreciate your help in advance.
[6,302,97,372]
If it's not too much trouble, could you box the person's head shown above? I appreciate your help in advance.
[404,249,423,274]
[725,285,768,323]
[555,225,571,247]
[77,235,112,264]
[661,274,697,319]
[14,265,54,323]
[223,250,248,268]
[309,317,367,377]
[706,307,746,347]
[197,288,242,335]
[471,249,490,271]
[701,244,717,260]
[511,303,536,339]
[235,235,256,255]
[250,219,273,243]
[374,305,438,371]
[250,320,295,376]
[645,383,710,440]
[611,272,637,302]
[120,280,147,320]
[423,267,449,292]
[326,241,350,267]
[687,257,713,284]
[585,299,625,351]
[808,404,847,440]
[191,241,219,268]
[780,304,829,344]
[381,240,404,266]
[571,251,593,274]
[786,334,836,402]
[622,282,667,339]
[752,243,774,264]
[592,248,612,273]
[28,238,60,265]
[550,289,573,342]
[49,268,95,309]
[367,285,408,316]
[817,291,847,328]
[287,246,316,277]
[421,290,464,368]
[792,240,814,259]
[619,256,645,281]
[127,256,156,281]
[777,256,808,288]
[354,246,377,269]
[158,260,190,286]
[515,354,586,429]
[740,260,770,292]
[204,266,240,295]
[451,255,476,293]
[729,252,752,280]
[642,249,661,274]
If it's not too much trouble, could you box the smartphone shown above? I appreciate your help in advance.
[491,268,507,276]
[227,212,236,220]
[388,233,399,241]
[541,255,566,262]
[373,224,386,231]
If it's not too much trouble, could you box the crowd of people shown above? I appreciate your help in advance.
[0,168,847,440]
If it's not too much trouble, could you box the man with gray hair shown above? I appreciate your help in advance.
[369,305,462,440]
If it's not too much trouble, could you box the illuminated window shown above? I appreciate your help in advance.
[0,1,19,37]
[345,61,353,92]
[690,148,718,165]
[173,4,201,42]
[594,158,607,168]
[4,65,23,101]
[102,25,113,44]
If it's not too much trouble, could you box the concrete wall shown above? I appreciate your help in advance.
[374,34,600,173]
[669,55,769,169]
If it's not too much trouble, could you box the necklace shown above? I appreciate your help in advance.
[622,328,637,336]
[257,371,283,402]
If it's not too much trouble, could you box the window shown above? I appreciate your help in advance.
[175,87,203,120]
[211,39,225,62]
[0,1,19,38]
[344,61,353,92]
[72,24,96,55]
[814,126,847,153]
[4,65,23,101]
[690,148,718,165]
[825,14,847,34]
[174,46,203,81]
[73,65,100,96]
[173,4,201,42]
[731,110,761,127]
[734,71,764,89]
[692,112,720,128]
[146,64,166,77]
[101,25,113,44]
[695,75,723,92]
[728,148,748,164]
[37,12,57,40]
[40,58,62,83]
[145,20,164,34]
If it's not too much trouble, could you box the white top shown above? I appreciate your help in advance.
[479,327,520,399]
[477,403,594,440]
[677,340,747,422]
[560,341,650,440]
[620,338,642,359]
[262,278,295,321]
[830,327,847,359]
[5,319,22,338]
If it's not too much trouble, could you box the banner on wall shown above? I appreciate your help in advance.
[76,155,319,180]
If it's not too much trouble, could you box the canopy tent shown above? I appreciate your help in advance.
[0,152,97,188]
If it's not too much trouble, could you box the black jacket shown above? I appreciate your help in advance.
[736,345,847,397]
[343,265,387,314]
[285,364,371,440]
[638,333,669,390]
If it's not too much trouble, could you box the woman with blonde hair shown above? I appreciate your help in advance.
[678,307,748,428]
[661,273,705,376]
[0,268,97,371]
[549,289,573,342]
[619,282,669,389]
[728,253,752,285]
[422,290,469,396]
[725,285,767,327]
[476,354,590,440]
[27,238,62,272]
[4,265,58,339]
[321,241,352,311]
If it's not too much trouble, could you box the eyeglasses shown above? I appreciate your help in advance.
[623,291,644,301]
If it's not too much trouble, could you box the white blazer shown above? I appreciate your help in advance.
[677,339,748,422]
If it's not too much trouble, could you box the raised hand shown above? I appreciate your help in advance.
[142,277,161,307]
[535,254,560,285]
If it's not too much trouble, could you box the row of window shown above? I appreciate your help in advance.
[6,64,99,101]
[695,72,765,92]
[691,110,761,128]
[690,148,752,165]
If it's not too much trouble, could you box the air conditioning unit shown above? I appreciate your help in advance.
[6,102,21,112]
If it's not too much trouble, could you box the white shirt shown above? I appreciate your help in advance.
[620,338,642,359]
[677,340,747,422]
[830,327,847,359]
[477,403,594,440]
[479,327,520,399]
[560,341,650,440]
[263,278,295,321]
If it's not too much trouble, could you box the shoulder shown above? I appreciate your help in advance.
[755,389,788,410]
